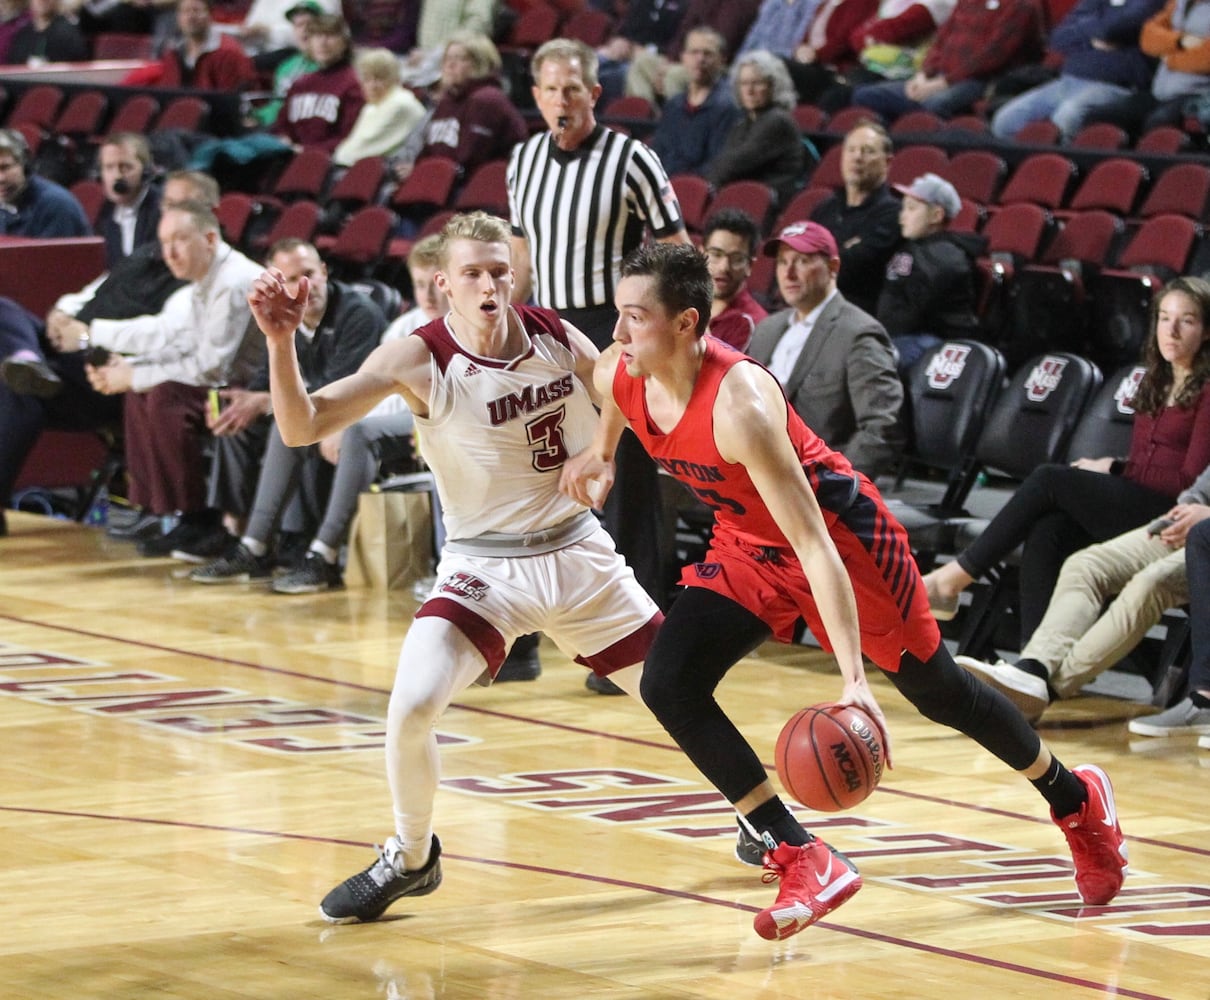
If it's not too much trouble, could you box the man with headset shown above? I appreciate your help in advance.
[0,128,90,239]
[95,132,162,269]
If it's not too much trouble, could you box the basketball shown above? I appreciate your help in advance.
[775,704,885,812]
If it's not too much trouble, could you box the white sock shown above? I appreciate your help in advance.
[241,536,267,557]
[309,539,338,564]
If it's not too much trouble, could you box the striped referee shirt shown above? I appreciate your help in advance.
[507,125,684,311]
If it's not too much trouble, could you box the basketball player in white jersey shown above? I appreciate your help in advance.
[247,211,663,923]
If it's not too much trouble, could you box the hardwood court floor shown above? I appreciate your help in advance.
[1,511,1207,1000]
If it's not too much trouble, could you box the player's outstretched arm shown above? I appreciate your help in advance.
[715,361,893,763]
[560,344,626,509]
[251,269,430,447]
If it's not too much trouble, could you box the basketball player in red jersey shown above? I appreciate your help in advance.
[561,242,1128,941]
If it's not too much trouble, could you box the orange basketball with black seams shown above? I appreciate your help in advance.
[775,703,885,812]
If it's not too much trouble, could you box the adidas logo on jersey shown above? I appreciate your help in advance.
[464,363,481,377]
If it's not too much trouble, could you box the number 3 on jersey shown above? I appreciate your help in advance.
[526,407,569,472]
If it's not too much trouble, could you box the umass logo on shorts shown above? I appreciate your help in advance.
[1024,356,1069,402]
[923,343,971,389]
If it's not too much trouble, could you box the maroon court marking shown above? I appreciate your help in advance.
[0,804,1172,1000]
[4,612,1210,862]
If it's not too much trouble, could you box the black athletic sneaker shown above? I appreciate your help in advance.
[271,551,342,594]
[496,645,541,682]
[1,355,61,398]
[138,519,223,558]
[736,822,768,868]
[189,543,273,583]
[319,835,443,923]
[585,671,625,695]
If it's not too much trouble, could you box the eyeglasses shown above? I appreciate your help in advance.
[704,247,753,268]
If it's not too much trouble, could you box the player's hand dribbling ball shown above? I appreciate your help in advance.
[775,704,885,812]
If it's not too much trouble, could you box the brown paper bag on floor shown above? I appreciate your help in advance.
[344,490,433,590]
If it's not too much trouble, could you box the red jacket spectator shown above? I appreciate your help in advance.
[921,0,1044,82]
[159,33,260,89]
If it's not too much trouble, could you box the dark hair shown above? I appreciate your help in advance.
[703,208,760,258]
[1133,275,1210,415]
[620,243,712,336]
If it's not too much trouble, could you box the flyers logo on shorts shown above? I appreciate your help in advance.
[693,563,722,579]
[1114,366,1145,415]
[1024,356,1068,402]
[440,572,490,601]
[924,344,971,390]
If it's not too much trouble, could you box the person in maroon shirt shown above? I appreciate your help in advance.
[702,208,767,351]
[157,0,259,91]
[924,275,1210,644]
[394,31,527,184]
[274,13,364,153]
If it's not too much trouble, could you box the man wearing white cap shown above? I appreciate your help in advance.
[877,171,983,372]
[746,219,905,479]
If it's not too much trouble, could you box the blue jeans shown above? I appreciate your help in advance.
[991,74,1134,140]
[852,77,986,120]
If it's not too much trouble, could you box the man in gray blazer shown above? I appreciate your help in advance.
[746,220,905,479]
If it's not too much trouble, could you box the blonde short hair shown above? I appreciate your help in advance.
[355,47,401,84]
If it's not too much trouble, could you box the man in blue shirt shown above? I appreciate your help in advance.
[0,128,90,239]
[649,26,741,176]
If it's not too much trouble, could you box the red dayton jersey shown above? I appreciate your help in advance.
[612,337,861,549]
[611,336,938,668]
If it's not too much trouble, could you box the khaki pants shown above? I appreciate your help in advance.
[1022,525,1189,698]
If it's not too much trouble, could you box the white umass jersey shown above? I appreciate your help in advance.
[411,305,599,542]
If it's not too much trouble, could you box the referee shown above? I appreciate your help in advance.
[508,38,691,689]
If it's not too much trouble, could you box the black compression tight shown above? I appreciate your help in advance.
[641,589,1044,808]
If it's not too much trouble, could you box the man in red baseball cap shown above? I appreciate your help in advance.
[745,219,905,479]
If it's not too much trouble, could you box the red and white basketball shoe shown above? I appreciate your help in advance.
[753,838,862,940]
[1054,764,1128,906]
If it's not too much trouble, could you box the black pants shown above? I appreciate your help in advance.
[561,304,666,605]
[641,587,1040,806]
[1185,520,1210,695]
[957,464,1172,642]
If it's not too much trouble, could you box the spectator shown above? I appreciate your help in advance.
[333,46,426,166]
[647,27,741,177]
[189,14,363,187]
[4,0,86,64]
[625,0,760,103]
[876,171,982,372]
[245,1,322,129]
[594,0,691,104]
[924,277,1210,646]
[783,0,881,106]
[343,0,419,53]
[737,0,826,60]
[82,201,266,558]
[192,235,442,592]
[810,119,901,316]
[842,0,957,93]
[990,0,1164,141]
[956,462,1210,723]
[185,238,384,575]
[507,37,690,688]
[274,13,364,153]
[853,0,1045,120]
[0,0,30,65]
[1085,0,1210,137]
[95,132,161,269]
[393,31,527,184]
[702,207,768,350]
[400,0,494,88]
[0,172,218,534]
[239,0,338,53]
[746,220,906,479]
[154,0,259,90]
[0,128,90,238]
[1128,516,1210,741]
[705,48,806,208]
